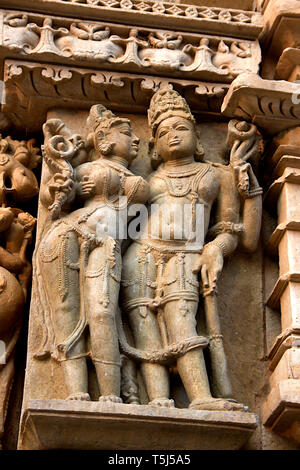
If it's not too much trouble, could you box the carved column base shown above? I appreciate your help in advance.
[18,400,258,450]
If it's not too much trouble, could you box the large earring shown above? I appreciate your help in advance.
[98,141,113,156]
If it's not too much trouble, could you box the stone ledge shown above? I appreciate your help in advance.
[18,399,258,450]
[263,380,300,443]
[0,1,263,39]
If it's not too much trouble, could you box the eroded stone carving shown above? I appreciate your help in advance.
[34,105,149,403]
[120,89,263,410]
[0,136,39,446]
[222,72,300,135]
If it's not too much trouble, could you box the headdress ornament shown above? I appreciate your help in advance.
[87,104,129,133]
[148,89,195,137]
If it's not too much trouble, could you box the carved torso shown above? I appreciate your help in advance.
[144,161,221,244]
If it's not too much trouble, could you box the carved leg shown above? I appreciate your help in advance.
[122,242,172,407]
[61,358,89,401]
[85,245,122,403]
[38,228,89,399]
[163,253,247,412]
[128,308,172,406]
[163,299,211,400]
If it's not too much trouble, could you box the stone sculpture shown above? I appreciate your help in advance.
[120,89,263,410]
[34,105,149,403]
[0,136,38,447]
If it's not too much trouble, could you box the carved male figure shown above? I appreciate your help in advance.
[121,89,262,410]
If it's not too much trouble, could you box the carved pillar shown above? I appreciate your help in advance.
[263,127,300,442]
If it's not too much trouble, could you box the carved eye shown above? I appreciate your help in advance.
[121,130,131,136]
[158,129,168,138]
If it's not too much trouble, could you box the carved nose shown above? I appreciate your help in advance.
[168,130,179,142]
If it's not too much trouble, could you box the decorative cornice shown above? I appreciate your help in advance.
[261,0,300,52]
[222,73,300,136]
[2,59,228,132]
[0,1,263,39]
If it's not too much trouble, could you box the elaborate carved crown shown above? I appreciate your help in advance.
[148,89,195,136]
[87,104,129,133]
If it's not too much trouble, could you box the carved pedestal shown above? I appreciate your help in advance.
[19,400,258,450]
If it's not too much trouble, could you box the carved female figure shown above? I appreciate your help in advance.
[35,105,149,403]
[121,89,262,410]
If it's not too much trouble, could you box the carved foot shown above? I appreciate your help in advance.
[99,395,123,404]
[189,397,248,412]
[67,393,91,401]
[148,398,175,408]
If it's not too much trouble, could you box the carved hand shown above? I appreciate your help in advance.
[77,175,96,198]
[229,135,260,167]
[48,173,74,199]
[192,242,224,293]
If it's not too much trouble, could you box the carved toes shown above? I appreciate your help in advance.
[148,398,175,408]
[99,395,123,404]
[67,393,91,401]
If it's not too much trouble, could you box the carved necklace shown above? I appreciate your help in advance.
[156,162,209,198]
[155,161,211,242]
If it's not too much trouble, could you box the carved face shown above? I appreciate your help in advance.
[0,207,14,232]
[96,122,140,164]
[0,153,39,205]
[155,116,197,162]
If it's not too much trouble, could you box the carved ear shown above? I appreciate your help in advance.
[195,129,205,161]
[149,138,162,170]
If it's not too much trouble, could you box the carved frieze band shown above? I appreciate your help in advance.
[0,11,261,83]
[0,1,263,39]
[3,59,228,132]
